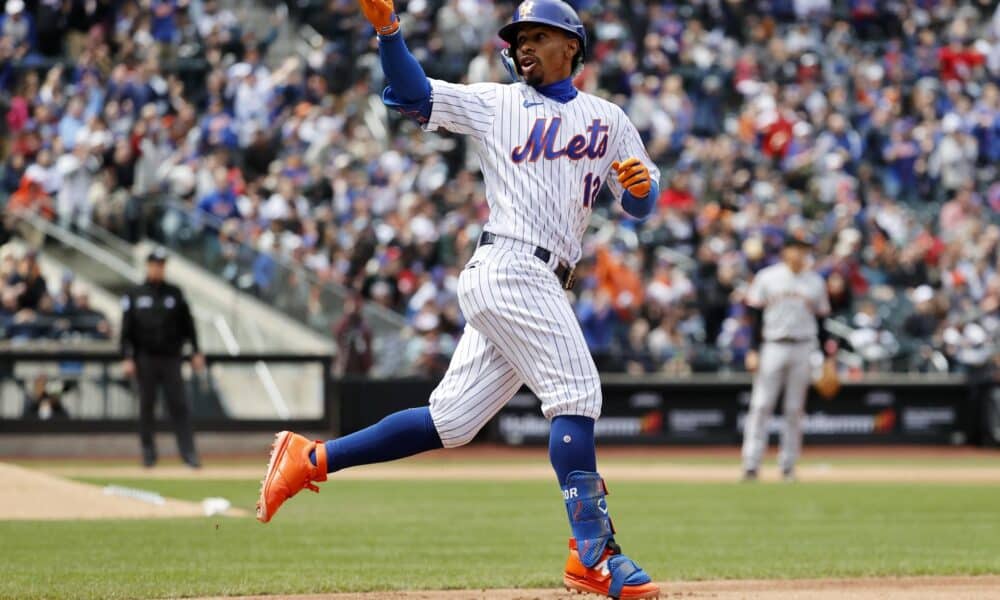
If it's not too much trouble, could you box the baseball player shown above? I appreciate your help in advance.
[256,1,660,597]
[741,233,833,481]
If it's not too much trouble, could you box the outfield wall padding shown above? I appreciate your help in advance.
[335,376,996,446]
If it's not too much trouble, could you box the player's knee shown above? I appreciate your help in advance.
[544,390,602,421]
[437,425,480,448]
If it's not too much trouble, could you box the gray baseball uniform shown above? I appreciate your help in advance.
[741,261,830,474]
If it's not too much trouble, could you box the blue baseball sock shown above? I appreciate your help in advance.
[309,407,443,473]
[549,415,597,484]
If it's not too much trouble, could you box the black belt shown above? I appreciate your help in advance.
[769,337,814,344]
[478,231,576,290]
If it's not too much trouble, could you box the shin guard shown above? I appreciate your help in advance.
[562,470,614,568]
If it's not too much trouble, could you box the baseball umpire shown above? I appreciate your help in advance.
[121,247,203,468]
[742,232,833,481]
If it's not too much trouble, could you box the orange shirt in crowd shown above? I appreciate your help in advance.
[7,176,54,219]
[595,246,643,315]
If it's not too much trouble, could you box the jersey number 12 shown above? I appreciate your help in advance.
[582,173,601,207]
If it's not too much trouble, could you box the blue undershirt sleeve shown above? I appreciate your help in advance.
[378,30,432,122]
[621,180,659,220]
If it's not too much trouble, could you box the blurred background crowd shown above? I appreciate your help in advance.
[0,245,110,342]
[0,0,998,377]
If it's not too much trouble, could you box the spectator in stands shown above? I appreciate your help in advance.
[23,375,70,420]
[67,286,111,339]
[7,166,53,219]
[332,291,373,376]
[9,250,47,311]
[55,132,101,232]
[903,285,942,340]
[251,236,280,300]
[0,0,33,58]
[197,168,240,221]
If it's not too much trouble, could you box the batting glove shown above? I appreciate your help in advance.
[359,0,399,35]
[611,158,652,198]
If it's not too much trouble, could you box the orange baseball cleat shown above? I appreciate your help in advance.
[564,538,660,599]
[256,431,328,523]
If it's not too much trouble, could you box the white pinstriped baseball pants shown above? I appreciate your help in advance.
[429,236,602,447]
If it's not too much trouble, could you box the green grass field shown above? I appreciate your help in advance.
[2,476,1000,600]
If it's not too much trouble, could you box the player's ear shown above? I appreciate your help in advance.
[565,36,579,60]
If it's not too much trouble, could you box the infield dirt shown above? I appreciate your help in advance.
[194,575,1000,599]
[0,462,247,520]
[38,461,1000,483]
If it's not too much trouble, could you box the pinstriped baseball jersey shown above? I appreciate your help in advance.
[424,78,659,266]
[746,263,830,341]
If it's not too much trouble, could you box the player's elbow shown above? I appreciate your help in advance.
[382,87,432,123]
[383,85,430,107]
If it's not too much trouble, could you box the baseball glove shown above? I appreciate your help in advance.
[813,358,840,400]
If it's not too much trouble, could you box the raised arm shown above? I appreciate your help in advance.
[359,0,432,122]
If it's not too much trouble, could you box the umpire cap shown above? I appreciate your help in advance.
[499,0,586,77]
[146,246,169,262]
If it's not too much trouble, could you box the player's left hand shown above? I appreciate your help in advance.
[359,0,399,35]
[611,158,652,198]
[191,352,206,373]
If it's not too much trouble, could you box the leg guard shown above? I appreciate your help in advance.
[562,470,615,568]
[562,471,657,599]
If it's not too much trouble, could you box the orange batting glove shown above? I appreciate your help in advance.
[611,158,652,198]
[359,0,399,35]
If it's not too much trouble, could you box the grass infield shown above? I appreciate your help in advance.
[1,478,999,599]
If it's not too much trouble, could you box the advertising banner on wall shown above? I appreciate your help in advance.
[334,378,978,445]
[492,382,974,445]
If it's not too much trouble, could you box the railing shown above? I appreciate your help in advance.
[20,212,141,287]
[0,351,333,433]
[151,200,407,370]
[13,215,314,403]
[4,350,996,445]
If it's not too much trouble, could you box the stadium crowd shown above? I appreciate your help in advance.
[0,0,998,377]
[0,243,110,342]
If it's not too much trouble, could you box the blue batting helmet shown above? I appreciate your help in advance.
[498,0,586,81]
[499,0,587,52]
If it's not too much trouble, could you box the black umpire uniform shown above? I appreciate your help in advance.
[121,247,202,467]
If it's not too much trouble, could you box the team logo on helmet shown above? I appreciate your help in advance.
[519,0,535,18]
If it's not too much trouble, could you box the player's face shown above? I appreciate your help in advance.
[782,245,808,272]
[514,25,578,86]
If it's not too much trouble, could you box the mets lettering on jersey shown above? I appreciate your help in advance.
[423,78,659,266]
[511,118,609,162]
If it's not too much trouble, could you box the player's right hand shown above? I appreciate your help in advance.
[744,350,759,373]
[122,358,136,379]
[359,0,399,35]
